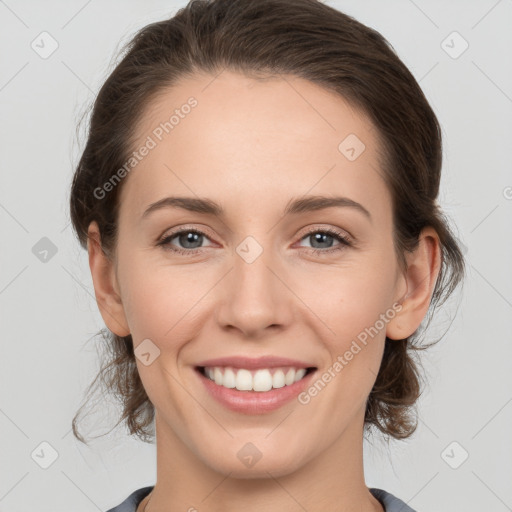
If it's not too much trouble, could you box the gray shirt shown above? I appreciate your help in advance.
[106,486,417,511]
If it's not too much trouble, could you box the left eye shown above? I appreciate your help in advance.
[297,229,351,251]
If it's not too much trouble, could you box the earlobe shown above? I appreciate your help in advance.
[87,221,130,337]
[386,227,442,341]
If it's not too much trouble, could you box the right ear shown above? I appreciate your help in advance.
[87,221,130,337]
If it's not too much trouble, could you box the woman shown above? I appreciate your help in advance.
[69,0,465,510]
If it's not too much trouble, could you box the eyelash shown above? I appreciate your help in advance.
[157,226,352,256]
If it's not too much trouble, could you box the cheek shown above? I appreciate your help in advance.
[296,251,398,388]
[301,268,396,417]
[334,276,395,337]
[301,254,397,337]
[117,251,214,344]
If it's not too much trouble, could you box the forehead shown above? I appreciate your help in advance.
[118,70,389,222]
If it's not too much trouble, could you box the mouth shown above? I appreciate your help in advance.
[195,365,317,392]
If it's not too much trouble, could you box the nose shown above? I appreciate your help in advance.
[215,240,293,339]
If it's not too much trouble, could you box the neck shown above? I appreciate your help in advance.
[141,409,383,512]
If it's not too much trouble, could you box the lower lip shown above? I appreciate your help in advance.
[196,368,316,414]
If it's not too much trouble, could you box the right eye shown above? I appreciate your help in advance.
[157,228,215,254]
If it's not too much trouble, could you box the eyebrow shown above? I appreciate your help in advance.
[141,195,372,222]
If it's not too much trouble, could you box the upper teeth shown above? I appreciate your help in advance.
[204,367,308,392]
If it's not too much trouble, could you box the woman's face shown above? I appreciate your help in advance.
[100,70,409,476]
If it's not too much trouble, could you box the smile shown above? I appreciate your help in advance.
[195,363,318,414]
[199,366,316,392]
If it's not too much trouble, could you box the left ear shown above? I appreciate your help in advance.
[387,226,442,340]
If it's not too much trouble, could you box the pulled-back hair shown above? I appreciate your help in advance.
[69,0,465,443]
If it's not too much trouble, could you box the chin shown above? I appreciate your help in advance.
[203,449,307,479]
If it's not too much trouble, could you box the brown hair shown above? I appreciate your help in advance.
[69,0,465,443]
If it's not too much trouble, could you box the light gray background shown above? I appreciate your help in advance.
[1,1,511,511]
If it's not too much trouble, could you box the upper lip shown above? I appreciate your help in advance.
[195,356,316,370]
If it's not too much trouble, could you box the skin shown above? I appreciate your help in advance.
[87,70,441,512]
